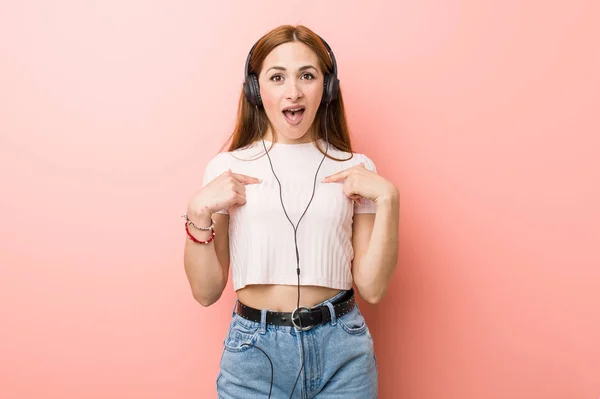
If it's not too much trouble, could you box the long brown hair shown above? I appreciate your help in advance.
[218,25,354,161]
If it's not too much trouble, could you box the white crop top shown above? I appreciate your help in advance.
[201,138,378,291]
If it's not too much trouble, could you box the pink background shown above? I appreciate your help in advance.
[1,0,599,398]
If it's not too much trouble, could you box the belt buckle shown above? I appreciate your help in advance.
[291,306,314,331]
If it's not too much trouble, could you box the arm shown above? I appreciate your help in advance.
[183,212,230,307]
[351,192,400,304]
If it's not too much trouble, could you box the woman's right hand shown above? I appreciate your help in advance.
[187,169,262,217]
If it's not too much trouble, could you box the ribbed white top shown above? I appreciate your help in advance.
[201,139,377,291]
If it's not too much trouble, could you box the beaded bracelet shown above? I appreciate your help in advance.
[181,213,214,231]
[185,221,215,245]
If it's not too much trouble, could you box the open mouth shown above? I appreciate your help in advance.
[282,106,305,126]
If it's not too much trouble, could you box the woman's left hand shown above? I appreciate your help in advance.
[321,163,399,205]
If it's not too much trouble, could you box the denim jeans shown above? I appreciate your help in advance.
[216,289,378,398]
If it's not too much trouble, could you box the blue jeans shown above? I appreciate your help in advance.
[216,289,378,398]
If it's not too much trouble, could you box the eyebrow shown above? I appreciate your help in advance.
[266,65,318,74]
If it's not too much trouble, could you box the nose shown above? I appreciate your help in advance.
[285,81,302,101]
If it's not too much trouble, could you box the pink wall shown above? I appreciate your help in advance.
[1,0,598,398]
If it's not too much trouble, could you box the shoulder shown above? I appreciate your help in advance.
[204,143,255,167]
[204,151,231,172]
[332,148,377,174]
[202,151,234,185]
[354,152,377,173]
[202,144,261,182]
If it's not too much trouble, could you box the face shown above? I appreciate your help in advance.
[258,41,324,144]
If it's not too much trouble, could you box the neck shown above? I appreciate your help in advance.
[262,127,315,145]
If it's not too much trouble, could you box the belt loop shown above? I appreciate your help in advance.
[259,308,268,334]
[325,301,336,326]
[232,299,239,317]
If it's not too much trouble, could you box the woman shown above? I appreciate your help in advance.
[183,24,399,398]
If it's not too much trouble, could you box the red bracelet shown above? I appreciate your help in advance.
[185,221,215,244]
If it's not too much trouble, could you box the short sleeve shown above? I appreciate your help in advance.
[201,153,229,215]
[354,154,378,214]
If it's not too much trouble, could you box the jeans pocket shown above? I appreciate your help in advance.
[337,304,368,335]
[223,315,260,352]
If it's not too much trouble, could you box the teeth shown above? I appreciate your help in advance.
[284,108,303,112]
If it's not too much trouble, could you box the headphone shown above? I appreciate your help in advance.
[243,35,340,107]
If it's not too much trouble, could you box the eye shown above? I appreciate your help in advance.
[301,73,315,80]
[269,74,284,82]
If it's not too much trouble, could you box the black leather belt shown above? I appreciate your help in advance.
[235,288,356,331]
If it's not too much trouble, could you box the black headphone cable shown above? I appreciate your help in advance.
[239,103,330,399]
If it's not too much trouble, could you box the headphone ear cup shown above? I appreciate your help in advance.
[322,74,330,104]
[250,74,262,106]
[322,74,340,104]
[243,80,252,105]
[328,75,339,103]
[244,74,262,106]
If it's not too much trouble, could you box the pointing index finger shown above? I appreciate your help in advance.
[231,172,262,184]
[322,163,366,183]
[322,168,351,183]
